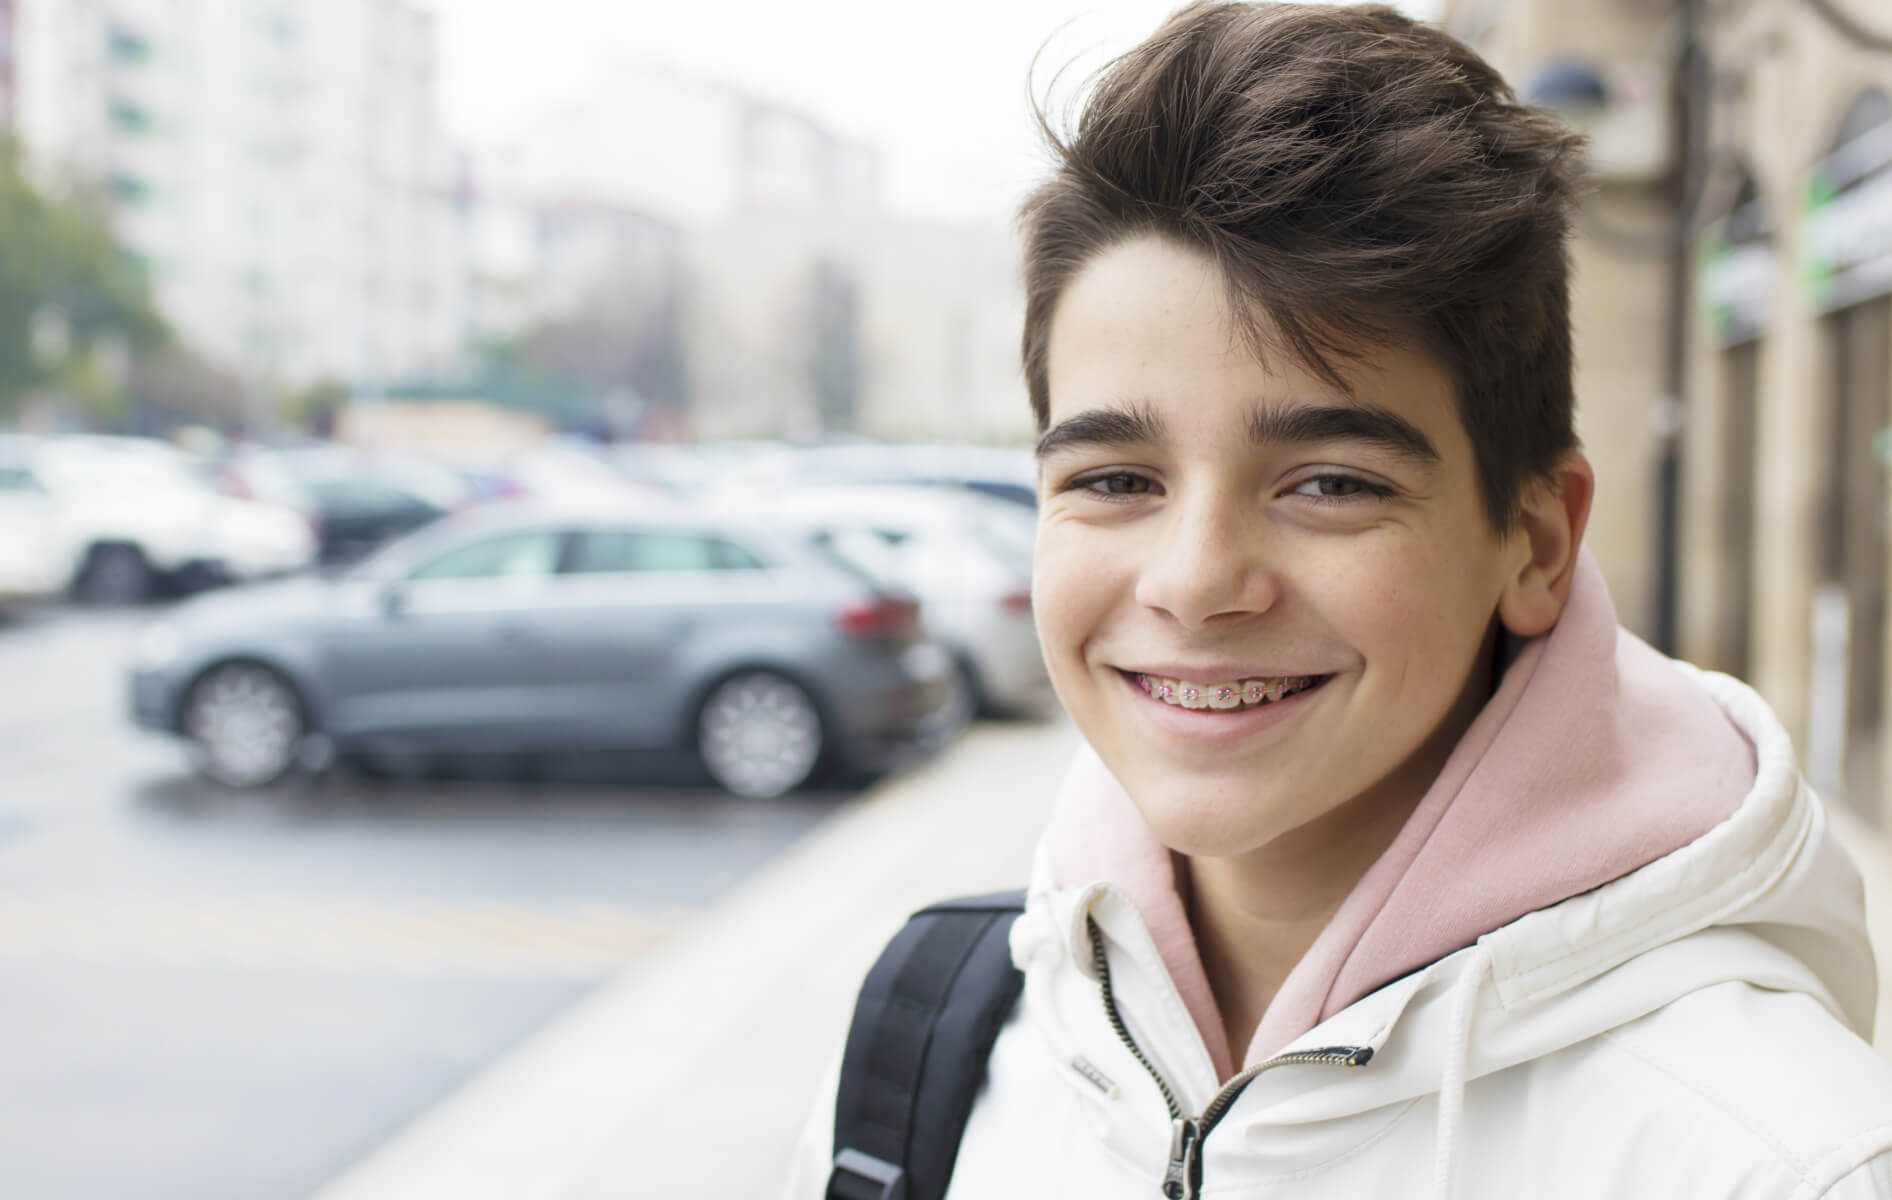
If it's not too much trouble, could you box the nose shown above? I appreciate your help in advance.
[1132,486,1280,629]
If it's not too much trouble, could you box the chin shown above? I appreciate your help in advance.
[1118,768,1303,859]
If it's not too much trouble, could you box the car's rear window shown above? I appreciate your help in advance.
[408,530,562,581]
[969,514,1035,577]
[308,477,429,515]
[810,528,905,590]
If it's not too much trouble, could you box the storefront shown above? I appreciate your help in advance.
[1698,170,1774,681]
[1802,88,1892,817]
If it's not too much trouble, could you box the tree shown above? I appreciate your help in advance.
[279,378,349,437]
[130,344,248,432]
[501,279,689,434]
[0,137,168,423]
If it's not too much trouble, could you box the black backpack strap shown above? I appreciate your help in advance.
[827,889,1027,1200]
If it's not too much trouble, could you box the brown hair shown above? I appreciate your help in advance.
[1018,2,1587,528]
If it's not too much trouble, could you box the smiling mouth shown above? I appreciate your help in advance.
[1133,672,1329,712]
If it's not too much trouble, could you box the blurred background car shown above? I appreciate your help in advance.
[128,498,954,797]
[215,442,470,566]
[731,442,1040,510]
[764,483,1052,727]
[601,441,724,498]
[501,439,673,508]
[0,435,83,610]
[30,435,317,604]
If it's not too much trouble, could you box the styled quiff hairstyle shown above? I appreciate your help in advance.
[1018,2,1587,529]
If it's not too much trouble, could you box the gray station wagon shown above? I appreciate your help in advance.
[128,498,955,797]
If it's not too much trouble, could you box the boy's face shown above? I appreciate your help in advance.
[1035,235,1530,859]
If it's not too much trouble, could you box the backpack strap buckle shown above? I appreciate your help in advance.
[828,1148,906,1200]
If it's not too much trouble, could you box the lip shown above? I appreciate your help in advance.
[1120,663,1327,685]
[1116,667,1330,746]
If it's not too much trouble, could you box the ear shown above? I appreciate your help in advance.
[1496,450,1595,638]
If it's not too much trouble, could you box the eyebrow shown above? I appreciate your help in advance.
[1034,400,1440,465]
[1034,403,1167,461]
[1246,404,1439,465]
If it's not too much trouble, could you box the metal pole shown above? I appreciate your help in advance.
[1652,0,1704,656]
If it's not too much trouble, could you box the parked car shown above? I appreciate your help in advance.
[504,440,670,507]
[32,435,316,603]
[738,442,1040,509]
[0,436,82,609]
[216,444,466,565]
[603,442,721,498]
[128,498,955,797]
[762,484,1054,725]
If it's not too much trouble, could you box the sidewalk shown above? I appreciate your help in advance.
[312,717,1079,1200]
[314,718,1892,1200]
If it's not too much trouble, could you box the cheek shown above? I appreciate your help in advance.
[1031,525,1116,664]
[1303,540,1491,681]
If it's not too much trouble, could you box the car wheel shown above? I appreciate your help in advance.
[182,662,306,789]
[696,671,825,799]
[943,656,982,731]
[76,543,153,605]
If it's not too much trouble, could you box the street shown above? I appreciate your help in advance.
[0,603,842,1200]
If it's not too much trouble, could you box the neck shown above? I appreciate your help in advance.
[1182,777,1423,1068]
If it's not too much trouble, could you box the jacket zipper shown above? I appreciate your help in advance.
[1087,916,1375,1200]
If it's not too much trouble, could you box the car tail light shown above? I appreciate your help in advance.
[838,593,920,638]
[1000,586,1032,613]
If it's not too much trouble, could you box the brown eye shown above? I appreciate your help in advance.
[1289,474,1390,503]
[1061,470,1159,501]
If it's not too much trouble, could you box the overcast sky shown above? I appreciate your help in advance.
[416,0,1442,226]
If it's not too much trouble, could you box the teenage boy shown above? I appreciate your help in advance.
[790,3,1892,1197]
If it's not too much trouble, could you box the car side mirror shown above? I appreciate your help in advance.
[379,582,408,618]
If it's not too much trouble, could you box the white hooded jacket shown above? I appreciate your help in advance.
[787,561,1892,1198]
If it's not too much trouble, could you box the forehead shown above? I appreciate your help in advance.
[1044,235,1460,440]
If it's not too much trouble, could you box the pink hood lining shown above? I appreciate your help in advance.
[1044,549,1758,1079]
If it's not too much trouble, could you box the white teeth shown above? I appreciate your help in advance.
[1137,673,1314,711]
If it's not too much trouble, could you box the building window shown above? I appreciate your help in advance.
[107,174,151,206]
[105,24,151,65]
[108,98,151,135]
[264,10,297,45]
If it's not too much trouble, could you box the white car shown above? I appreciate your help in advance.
[30,435,316,603]
[504,440,671,508]
[729,441,1039,510]
[0,439,81,607]
[760,484,1054,724]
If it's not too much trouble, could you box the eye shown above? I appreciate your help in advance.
[1288,474,1391,503]
[1068,471,1156,499]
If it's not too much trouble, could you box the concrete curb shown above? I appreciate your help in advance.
[311,718,1077,1200]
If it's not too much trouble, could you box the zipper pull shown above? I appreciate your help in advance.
[1161,1117,1203,1200]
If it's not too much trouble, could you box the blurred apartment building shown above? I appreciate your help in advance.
[1441,0,1892,822]
[854,216,1029,445]
[11,0,465,395]
[466,59,1032,445]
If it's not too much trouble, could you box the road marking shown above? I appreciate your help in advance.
[0,893,689,977]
